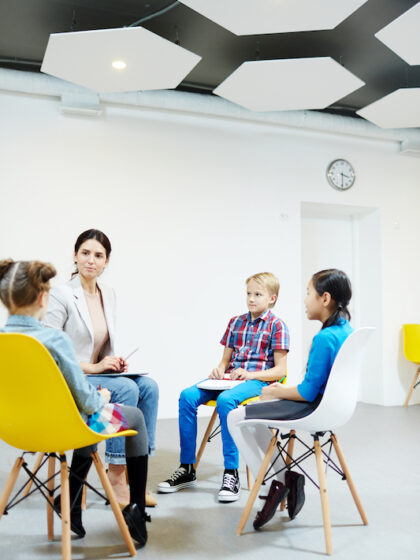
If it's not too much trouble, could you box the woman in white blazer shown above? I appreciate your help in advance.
[44,229,159,507]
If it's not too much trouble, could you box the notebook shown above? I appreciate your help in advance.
[197,376,245,390]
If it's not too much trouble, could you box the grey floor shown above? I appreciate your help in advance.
[1,403,419,560]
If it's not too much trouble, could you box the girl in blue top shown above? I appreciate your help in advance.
[0,259,150,547]
[227,268,353,528]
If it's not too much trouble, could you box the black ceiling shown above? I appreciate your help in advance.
[1,0,420,118]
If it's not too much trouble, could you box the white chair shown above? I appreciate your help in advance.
[235,327,375,555]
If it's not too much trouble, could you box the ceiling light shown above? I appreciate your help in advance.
[112,60,127,70]
[41,27,201,93]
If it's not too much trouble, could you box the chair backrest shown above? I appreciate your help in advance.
[0,333,109,453]
[403,324,420,364]
[306,327,375,431]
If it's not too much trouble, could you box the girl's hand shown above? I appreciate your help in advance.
[230,368,250,380]
[94,356,125,373]
[99,388,111,403]
[260,382,282,401]
[210,367,224,379]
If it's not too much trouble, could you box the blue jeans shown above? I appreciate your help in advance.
[88,375,159,463]
[179,379,267,470]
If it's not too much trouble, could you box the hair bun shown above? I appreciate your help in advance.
[0,259,15,281]
[26,261,56,289]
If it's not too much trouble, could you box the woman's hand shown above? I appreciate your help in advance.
[230,368,252,381]
[93,356,125,374]
[210,367,224,379]
[99,388,111,403]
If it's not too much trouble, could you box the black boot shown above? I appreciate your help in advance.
[54,454,93,538]
[123,455,150,547]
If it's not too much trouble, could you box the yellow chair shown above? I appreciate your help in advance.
[403,324,420,407]
[0,333,137,560]
[194,376,287,488]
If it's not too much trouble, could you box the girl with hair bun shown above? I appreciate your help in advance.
[0,259,151,547]
[227,268,353,529]
[43,229,159,507]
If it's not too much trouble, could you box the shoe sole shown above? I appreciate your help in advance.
[157,480,197,493]
[218,493,240,503]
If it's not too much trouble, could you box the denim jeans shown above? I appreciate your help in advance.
[88,375,159,463]
[178,379,267,470]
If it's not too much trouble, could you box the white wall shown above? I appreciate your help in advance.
[1,85,420,416]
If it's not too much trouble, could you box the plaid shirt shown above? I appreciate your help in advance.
[221,309,290,372]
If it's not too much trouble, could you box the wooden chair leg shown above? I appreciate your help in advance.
[331,434,368,525]
[194,408,218,470]
[404,366,420,407]
[81,479,87,510]
[280,429,296,511]
[59,454,71,560]
[246,466,252,490]
[23,452,45,497]
[47,454,56,541]
[314,438,332,555]
[0,456,25,519]
[237,433,278,535]
[91,451,136,557]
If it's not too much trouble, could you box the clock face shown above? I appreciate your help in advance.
[327,159,355,190]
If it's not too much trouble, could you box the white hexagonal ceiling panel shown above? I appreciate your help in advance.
[179,0,368,35]
[357,88,420,128]
[375,2,420,65]
[41,26,201,93]
[213,57,365,112]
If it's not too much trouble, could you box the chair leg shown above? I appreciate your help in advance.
[91,451,136,557]
[23,452,45,497]
[81,479,87,510]
[331,434,368,525]
[246,466,252,490]
[314,438,332,555]
[236,433,278,535]
[59,454,71,560]
[0,456,25,519]
[194,408,218,470]
[404,366,420,407]
[280,429,296,511]
[47,454,56,541]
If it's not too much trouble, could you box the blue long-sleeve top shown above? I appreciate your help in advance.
[297,319,353,402]
[1,315,105,418]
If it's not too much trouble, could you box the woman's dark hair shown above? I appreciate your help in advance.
[0,259,56,312]
[73,229,112,276]
[312,269,352,329]
[74,229,112,258]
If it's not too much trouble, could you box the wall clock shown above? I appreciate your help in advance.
[327,159,355,190]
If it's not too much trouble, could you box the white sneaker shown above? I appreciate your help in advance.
[218,470,240,502]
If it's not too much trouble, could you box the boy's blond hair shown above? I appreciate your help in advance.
[246,272,279,308]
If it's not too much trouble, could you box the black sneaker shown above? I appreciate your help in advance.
[218,469,240,502]
[157,465,197,493]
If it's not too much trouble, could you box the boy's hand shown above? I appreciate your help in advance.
[210,367,224,379]
[230,368,250,380]
[260,382,283,401]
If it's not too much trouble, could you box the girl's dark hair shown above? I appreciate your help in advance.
[0,259,56,312]
[73,229,112,276]
[312,269,352,329]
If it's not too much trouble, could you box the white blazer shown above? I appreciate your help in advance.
[44,275,117,363]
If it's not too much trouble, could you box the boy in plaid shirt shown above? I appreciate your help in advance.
[158,272,290,502]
